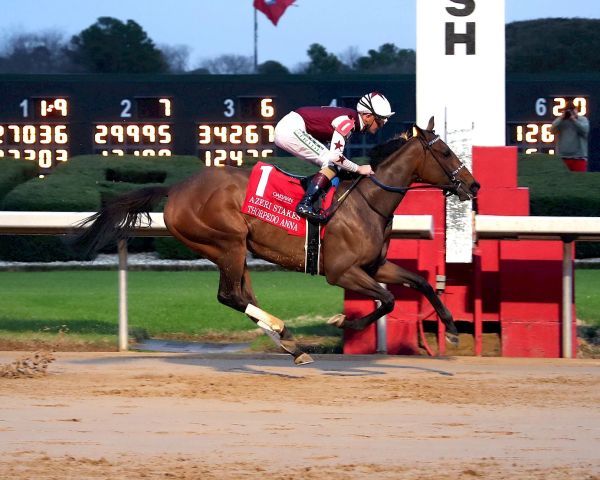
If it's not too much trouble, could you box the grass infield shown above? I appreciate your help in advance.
[0,269,598,350]
[0,270,344,350]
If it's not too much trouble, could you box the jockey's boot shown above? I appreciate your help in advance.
[296,172,331,224]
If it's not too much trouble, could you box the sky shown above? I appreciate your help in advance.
[2,0,600,70]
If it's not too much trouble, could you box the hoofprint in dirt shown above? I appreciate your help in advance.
[0,352,598,480]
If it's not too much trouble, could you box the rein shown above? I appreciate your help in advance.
[320,174,363,222]
[369,175,454,194]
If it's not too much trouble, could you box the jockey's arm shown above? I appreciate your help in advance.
[317,115,361,172]
[323,116,373,176]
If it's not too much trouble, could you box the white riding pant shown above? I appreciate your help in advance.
[274,111,331,168]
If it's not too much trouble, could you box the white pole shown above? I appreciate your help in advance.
[254,7,258,72]
[118,239,129,351]
[562,241,574,358]
[376,283,387,354]
[417,0,506,264]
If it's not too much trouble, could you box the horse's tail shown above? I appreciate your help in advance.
[70,186,170,256]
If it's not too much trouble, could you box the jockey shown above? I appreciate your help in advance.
[274,91,394,223]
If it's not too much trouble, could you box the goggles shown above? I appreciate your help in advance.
[374,115,390,126]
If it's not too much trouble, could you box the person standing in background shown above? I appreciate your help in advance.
[551,101,590,172]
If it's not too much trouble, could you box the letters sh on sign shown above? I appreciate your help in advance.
[416,0,505,262]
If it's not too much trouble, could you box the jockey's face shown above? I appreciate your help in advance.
[360,113,381,134]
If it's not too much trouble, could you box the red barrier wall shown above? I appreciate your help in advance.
[343,146,576,357]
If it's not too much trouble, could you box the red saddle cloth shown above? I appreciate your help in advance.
[242,162,334,236]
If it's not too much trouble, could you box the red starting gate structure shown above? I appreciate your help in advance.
[343,146,577,358]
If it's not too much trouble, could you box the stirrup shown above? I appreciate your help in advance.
[296,204,327,224]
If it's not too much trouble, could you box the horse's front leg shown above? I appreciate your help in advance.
[327,265,395,331]
[372,261,458,345]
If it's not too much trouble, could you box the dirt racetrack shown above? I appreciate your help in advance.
[1,351,599,480]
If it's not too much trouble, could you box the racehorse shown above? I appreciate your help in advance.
[73,117,480,365]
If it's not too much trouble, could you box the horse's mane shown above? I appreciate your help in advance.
[368,132,411,168]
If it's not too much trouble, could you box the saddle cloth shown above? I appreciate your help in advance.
[242,161,334,236]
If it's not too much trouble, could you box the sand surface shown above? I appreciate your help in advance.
[1,351,599,479]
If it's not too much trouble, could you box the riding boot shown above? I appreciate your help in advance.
[296,172,331,223]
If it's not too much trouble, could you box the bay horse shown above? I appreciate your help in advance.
[74,117,480,365]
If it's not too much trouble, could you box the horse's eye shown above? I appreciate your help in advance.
[443,149,451,157]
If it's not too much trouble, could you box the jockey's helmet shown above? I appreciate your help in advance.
[357,92,395,120]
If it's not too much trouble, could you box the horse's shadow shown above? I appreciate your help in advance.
[68,353,456,378]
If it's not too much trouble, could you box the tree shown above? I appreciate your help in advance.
[159,44,191,73]
[68,17,168,73]
[195,54,254,74]
[0,31,77,73]
[257,60,290,75]
[507,18,600,73]
[354,43,415,74]
[338,46,362,70]
[302,43,346,74]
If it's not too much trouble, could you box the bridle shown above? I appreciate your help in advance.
[368,130,465,197]
[416,132,467,195]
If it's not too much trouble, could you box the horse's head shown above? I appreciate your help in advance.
[412,117,480,201]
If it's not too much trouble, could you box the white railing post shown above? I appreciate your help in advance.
[118,239,129,351]
[376,283,387,354]
[562,241,574,359]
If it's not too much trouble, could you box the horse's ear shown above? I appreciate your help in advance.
[412,126,419,137]
[427,116,435,131]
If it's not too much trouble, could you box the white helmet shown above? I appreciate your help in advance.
[357,92,395,119]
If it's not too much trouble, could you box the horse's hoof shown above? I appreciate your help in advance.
[294,353,314,366]
[327,313,346,328]
[445,332,459,347]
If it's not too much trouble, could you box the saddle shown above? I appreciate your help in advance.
[241,162,337,275]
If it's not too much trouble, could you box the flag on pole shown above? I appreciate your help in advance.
[253,0,295,26]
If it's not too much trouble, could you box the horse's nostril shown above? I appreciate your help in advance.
[470,182,481,195]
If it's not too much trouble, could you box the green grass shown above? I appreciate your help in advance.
[0,270,343,348]
[0,268,598,350]
[575,270,600,327]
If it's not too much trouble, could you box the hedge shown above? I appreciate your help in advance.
[518,154,600,258]
[0,157,36,203]
[0,155,201,262]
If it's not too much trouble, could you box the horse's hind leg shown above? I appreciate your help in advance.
[165,185,311,364]
[217,253,313,365]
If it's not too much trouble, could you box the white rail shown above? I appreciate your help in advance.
[0,211,169,236]
[476,215,600,241]
[1,212,599,358]
[0,212,434,351]
[0,211,436,239]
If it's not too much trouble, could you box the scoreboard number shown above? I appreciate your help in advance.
[0,96,70,169]
[535,98,547,116]
[95,97,174,157]
[200,96,277,167]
